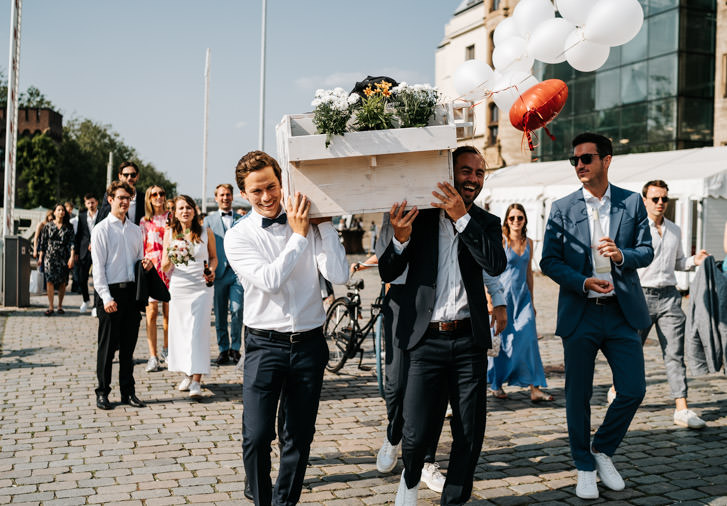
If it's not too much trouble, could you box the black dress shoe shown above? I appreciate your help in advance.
[120,394,146,407]
[229,349,242,363]
[244,478,253,500]
[214,350,229,365]
[96,393,113,410]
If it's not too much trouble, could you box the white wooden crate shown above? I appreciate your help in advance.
[275,105,458,218]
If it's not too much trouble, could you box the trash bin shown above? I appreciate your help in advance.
[3,236,31,307]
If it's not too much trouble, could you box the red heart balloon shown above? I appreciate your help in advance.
[509,79,568,150]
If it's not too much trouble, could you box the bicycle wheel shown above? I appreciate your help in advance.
[324,297,354,373]
[374,313,386,398]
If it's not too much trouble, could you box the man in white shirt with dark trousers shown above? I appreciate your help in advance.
[609,179,708,429]
[225,151,348,506]
[91,181,153,410]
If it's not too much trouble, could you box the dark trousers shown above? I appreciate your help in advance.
[402,330,487,505]
[78,256,92,303]
[384,335,437,463]
[95,286,141,397]
[562,302,646,470]
[242,328,328,506]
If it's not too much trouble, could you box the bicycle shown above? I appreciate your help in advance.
[323,264,387,397]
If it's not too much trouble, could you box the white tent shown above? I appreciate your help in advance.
[477,146,727,287]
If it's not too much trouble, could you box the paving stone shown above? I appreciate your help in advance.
[1,272,726,505]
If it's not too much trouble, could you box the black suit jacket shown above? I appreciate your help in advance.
[378,206,506,351]
[135,260,171,311]
[74,210,98,262]
[96,188,145,225]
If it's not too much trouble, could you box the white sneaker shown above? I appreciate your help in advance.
[394,470,419,506]
[674,408,706,429]
[145,356,159,373]
[576,470,599,499]
[91,307,97,317]
[607,387,616,405]
[79,301,88,314]
[189,381,202,398]
[421,462,445,493]
[591,450,625,491]
[376,437,399,473]
[159,347,168,364]
[177,376,192,392]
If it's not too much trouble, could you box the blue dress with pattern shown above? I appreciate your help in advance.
[487,240,547,390]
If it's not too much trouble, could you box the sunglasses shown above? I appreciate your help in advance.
[151,191,166,197]
[650,196,669,204]
[121,171,138,178]
[508,215,525,222]
[568,153,601,166]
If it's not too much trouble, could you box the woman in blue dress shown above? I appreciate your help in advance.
[488,203,552,402]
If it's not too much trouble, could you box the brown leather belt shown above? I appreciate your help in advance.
[428,318,472,333]
[587,296,617,306]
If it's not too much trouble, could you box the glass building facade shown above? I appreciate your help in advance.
[534,0,716,161]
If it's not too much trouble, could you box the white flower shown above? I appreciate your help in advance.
[311,98,322,107]
[315,88,325,97]
[348,93,360,105]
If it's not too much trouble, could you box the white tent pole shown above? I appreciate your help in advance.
[202,48,211,213]
[3,0,22,237]
[258,0,267,150]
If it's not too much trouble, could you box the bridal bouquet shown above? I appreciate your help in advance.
[311,88,360,147]
[167,237,194,266]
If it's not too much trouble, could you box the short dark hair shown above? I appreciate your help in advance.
[84,193,97,201]
[453,145,485,167]
[642,179,669,197]
[235,151,282,192]
[107,180,134,199]
[572,132,613,157]
[118,160,139,175]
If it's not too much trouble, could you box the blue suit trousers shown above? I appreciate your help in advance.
[562,302,646,470]
[213,267,243,353]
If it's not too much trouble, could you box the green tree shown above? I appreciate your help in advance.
[19,86,55,109]
[16,134,60,208]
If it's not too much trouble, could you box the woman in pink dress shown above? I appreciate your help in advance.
[140,185,171,372]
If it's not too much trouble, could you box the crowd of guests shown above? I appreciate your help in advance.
[30,131,722,504]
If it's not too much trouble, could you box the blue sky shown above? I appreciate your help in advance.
[1,1,456,198]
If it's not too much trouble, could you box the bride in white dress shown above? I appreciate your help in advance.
[161,195,217,399]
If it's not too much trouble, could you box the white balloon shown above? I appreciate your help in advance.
[584,0,644,47]
[564,28,610,72]
[493,17,520,47]
[492,71,539,113]
[453,59,495,100]
[555,0,599,26]
[528,18,575,64]
[514,0,556,40]
[492,37,534,74]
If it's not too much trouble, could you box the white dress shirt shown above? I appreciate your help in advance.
[224,209,349,332]
[220,210,234,231]
[637,217,696,288]
[86,210,97,233]
[70,216,79,234]
[582,186,616,297]
[394,210,472,322]
[90,214,144,305]
[483,270,505,308]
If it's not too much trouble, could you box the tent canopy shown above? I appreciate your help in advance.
[479,145,727,206]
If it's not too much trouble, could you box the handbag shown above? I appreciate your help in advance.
[488,332,501,358]
[29,270,43,294]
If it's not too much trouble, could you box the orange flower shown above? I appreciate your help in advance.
[364,85,374,97]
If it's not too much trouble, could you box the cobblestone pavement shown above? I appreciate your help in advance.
[1,254,726,505]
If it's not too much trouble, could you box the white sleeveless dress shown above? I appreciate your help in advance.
[167,232,213,376]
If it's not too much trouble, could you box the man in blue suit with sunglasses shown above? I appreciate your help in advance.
[541,132,653,500]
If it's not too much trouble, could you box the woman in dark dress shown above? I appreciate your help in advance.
[38,203,75,315]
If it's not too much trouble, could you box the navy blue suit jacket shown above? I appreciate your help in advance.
[540,184,653,337]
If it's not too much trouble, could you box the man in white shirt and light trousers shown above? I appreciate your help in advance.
[91,181,153,410]
[225,151,348,505]
[633,179,708,428]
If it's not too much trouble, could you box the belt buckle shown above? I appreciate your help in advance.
[440,321,456,332]
[595,297,609,306]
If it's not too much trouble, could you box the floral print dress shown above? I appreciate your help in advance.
[39,223,74,285]
[140,213,171,289]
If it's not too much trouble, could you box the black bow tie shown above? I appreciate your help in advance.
[261,214,287,229]
[221,212,232,216]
